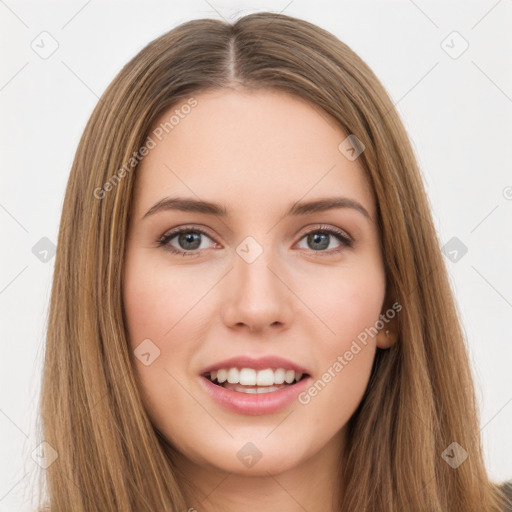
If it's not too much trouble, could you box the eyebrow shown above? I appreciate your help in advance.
[142,196,371,221]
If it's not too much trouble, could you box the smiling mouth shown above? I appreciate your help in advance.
[203,367,309,394]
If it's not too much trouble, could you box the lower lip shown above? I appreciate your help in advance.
[199,375,310,415]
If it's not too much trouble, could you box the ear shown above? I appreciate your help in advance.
[376,293,400,349]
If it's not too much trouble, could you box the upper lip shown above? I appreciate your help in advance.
[200,355,310,375]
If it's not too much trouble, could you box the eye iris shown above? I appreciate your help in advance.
[308,232,329,251]
[178,232,201,250]
[166,229,343,254]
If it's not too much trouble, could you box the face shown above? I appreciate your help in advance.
[123,88,390,478]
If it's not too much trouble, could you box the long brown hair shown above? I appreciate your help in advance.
[36,11,511,511]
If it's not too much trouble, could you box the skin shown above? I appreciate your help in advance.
[123,88,397,512]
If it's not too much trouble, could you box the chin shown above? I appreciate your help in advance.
[174,434,310,476]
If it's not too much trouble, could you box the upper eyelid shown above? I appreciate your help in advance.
[160,225,215,242]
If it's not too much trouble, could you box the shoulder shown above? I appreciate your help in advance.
[500,480,512,512]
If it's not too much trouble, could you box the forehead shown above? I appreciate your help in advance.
[133,88,375,220]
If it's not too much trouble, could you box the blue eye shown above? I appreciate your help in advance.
[157,224,353,257]
[296,228,352,252]
[158,227,215,257]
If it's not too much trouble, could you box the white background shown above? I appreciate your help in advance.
[1,1,511,510]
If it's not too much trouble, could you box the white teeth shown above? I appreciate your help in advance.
[224,383,285,394]
[227,368,239,383]
[207,367,305,386]
[256,368,274,386]
[239,368,256,385]
[274,368,285,384]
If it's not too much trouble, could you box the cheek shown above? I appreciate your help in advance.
[122,252,216,427]
[123,253,207,344]
[295,256,386,347]
[293,259,385,412]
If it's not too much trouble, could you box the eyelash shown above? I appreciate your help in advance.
[157,224,353,257]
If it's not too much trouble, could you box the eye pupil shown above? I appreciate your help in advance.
[179,232,201,250]
[308,232,329,251]
[162,226,348,256]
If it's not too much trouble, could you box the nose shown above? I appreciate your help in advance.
[220,246,294,334]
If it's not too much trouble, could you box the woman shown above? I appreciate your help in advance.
[37,11,512,511]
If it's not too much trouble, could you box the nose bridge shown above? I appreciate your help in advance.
[221,235,293,331]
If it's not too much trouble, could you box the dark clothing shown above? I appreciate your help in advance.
[501,481,512,511]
